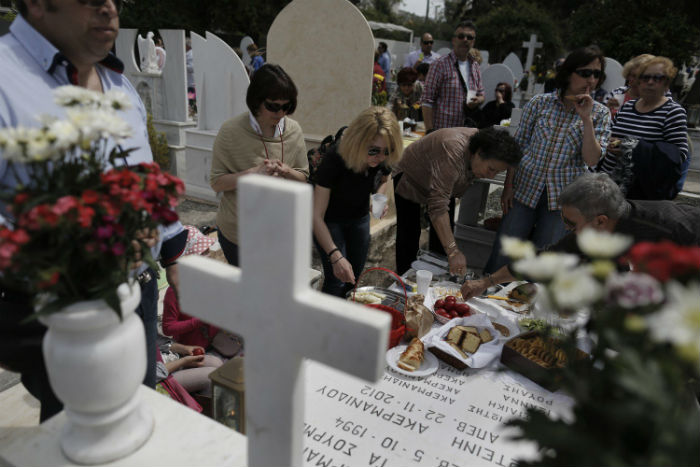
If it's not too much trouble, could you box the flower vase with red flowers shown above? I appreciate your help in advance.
[0,85,184,318]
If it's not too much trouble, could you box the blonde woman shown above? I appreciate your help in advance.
[312,107,403,297]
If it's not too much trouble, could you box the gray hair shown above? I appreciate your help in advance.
[559,173,626,220]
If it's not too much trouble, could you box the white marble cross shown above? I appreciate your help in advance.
[178,175,391,466]
[522,34,543,97]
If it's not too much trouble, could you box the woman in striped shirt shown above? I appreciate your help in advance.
[599,56,688,197]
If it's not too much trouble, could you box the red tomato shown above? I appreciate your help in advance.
[192,348,204,356]
[445,295,457,303]
[434,299,446,309]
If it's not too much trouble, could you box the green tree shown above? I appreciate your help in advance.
[475,1,563,67]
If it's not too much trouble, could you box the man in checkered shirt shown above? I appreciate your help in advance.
[484,45,611,273]
[421,21,484,131]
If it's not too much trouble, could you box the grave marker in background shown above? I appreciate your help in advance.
[602,57,625,93]
[267,0,374,138]
[503,52,524,84]
[521,34,542,98]
[481,64,516,109]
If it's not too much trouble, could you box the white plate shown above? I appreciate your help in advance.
[386,344,439,377]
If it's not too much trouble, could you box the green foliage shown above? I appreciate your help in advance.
[0,9,17,23]
[566,0,700,67]
[147,113,170,170]
[475,1,563,68]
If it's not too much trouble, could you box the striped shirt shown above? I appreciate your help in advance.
[513,92,611,210]
[421,50,483,129]
[598,98,688,174]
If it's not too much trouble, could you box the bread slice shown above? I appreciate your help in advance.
[397,338,424,371]
[449,342,468,359]
[479,329,493,343]
[456,325,478,335]
[491,322,510,337]
[461,333,481,354]
[446,327,463,346]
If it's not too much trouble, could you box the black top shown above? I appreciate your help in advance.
[315,148,391,222]
[479,100,514,128]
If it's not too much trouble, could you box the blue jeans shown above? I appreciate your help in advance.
[484,194,568,273]
[135,268,159,388]
[315,215,370,298]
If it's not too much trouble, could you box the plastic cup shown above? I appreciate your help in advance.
[467,89,477,103]
[371,193,388,219]
[416,270,433,296]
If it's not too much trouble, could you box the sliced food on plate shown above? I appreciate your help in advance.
[397,337,424,372]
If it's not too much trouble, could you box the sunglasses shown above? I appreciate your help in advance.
[422,40,434,45]
[454,33,475,41]
[639,74,668,83]
[573,68,602,79]
[263,100,293,113]
[78,0,122,12]
[368,146,390,157]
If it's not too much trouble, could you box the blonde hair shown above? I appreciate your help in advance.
[622,54,654,79]
[640,56,678,81]
[337,107,403,173]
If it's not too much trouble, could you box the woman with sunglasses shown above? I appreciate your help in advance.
[210,64,309,266]
[312,107,403,297]
[599,56,688,199]
[479,82,515,128]
[484,45,611,274]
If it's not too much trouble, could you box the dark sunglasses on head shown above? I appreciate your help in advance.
[368,146,390,157]
[422,40,434,45]
[263,100,293,113]
[78,0,122,12]
[639,73,668,83]
[454,33,475,41]
[573,68,602,79]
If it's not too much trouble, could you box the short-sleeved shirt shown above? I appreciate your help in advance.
[513,92,611,210]
[315,148,390,222]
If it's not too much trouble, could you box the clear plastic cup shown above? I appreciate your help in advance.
[371,193,388,219]
[416,269,433,296]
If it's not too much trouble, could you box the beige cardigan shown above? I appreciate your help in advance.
[210,113,309,243]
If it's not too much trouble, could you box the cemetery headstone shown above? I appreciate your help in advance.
[178,175,391,466]
[436,47,451,57]
[481,64,516,111]
[137,32,160,74]
[521,34,542,98]
[267,0,374,138]
[503,52,524,84]
[601,57,625,94]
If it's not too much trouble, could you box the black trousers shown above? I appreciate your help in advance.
[394,174,456,275]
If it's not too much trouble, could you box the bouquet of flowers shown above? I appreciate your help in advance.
[372,73,388,107]
[0,86,184,317]
[500,232,700,465]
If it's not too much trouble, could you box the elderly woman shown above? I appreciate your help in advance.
[388,67,423,122]
[210,64,309,266]
[604,54,654,116]
[393,126,522,275]
[479,81,515,128]
[313,107,403,297]
[600,56,689,199]
[484,45,611,273]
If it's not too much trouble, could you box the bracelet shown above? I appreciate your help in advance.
[446,241,456,251]
[327,247,340,258]
[331,255,344,265]
[448,249,460,258]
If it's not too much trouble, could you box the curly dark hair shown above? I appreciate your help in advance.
[468,127,522,166]
[246,64,298,117]
[396,67,418,86]
[554,45,606,95]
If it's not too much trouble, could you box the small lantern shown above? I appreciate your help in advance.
[209,355,245,434]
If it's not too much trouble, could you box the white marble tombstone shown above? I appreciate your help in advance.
[138,32,160,74]
[479,49,489,69]
[503,52,524,83]
[602,57,625,93]
[521,34,542,97]
[178,175,391,466]
[183,31,250,202]
[267,0,374,139]
[436,47,452,57]
[481,63,516,109]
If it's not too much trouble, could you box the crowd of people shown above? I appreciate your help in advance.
[0,0,697,421]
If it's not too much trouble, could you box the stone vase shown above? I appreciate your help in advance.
[40,282,154,464]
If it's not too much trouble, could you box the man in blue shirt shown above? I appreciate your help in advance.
[377,42,391,78]
[0,0,186,421]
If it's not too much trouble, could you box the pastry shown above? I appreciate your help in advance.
[491,322,510,337]
[461,333,481,354]
[479,329,493,343]
[397,338,424,372]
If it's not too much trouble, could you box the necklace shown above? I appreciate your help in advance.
[258,123,284,164]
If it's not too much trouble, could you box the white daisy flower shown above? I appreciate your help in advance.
[501,236,536,260]
[513,252,579,282]
[577,228,633,259]
[646,281,700,364]
[550,265,603,309]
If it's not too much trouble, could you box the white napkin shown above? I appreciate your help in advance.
[424,314,503,368]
